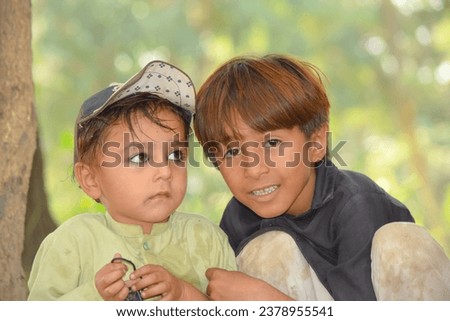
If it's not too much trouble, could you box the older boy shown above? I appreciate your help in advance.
[194,54,450,300]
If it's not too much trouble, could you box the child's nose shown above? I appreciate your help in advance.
[153,163,172,181]
[242,149,269,179]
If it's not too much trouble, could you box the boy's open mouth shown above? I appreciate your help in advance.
[251,185,279,196]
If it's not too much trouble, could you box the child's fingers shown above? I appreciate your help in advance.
[103,279,129,301]
[109,256,129,276]
[124,278,138,288]
[130,264,163,280]
[96,254,134,300]
[130,265,170,296]
[140,281,169,300]
[129,265,185,300]
[96,264,128,290]
[131,269,164,291]
[205,267,226,280]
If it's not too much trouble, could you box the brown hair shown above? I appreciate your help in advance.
[75,92,191,167]
[194,54,330,158]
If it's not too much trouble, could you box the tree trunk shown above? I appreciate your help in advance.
[22,136,57,278]
[0,0,36,300]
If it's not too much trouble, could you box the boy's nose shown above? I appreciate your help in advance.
[242,149,269,179]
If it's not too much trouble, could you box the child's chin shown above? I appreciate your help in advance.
[249,206,285,219]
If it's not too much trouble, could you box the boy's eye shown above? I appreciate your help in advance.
[129,153,148,165]
[168,149,186,162]
[263,139,281,148]
[224,147,240,158]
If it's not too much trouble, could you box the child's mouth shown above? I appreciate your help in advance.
[251,185,279,196]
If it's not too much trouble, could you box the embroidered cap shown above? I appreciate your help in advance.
[76,60,195,125]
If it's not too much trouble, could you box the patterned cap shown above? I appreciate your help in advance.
[76,60,195,125]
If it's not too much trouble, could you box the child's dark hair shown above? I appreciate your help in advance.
[194,54,330,160]
[75,92,192,167]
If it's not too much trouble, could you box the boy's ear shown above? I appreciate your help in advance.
[74,162,102,201]
[308,123,329,163]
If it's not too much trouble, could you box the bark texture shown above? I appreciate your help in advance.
[0,0,36,300]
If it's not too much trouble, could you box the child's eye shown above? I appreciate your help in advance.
[224,147,241,158]
[263,139,281,148]
[168,150,186,163]
[129,153,148,165]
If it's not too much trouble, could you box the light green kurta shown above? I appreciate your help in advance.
[28,211,236,300]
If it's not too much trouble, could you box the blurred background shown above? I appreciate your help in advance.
[32,0,449,254]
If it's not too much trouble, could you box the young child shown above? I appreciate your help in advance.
[194,54,450,300]
[28,60,236,300]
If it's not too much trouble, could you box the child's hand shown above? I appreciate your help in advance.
[95,254,130,301]
[130,264,185,300]
[206,268,294,301]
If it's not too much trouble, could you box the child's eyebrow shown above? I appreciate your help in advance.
[122,141,145,151]
[168,132,189,142]
[170,136,189,150]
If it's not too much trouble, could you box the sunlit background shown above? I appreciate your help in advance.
[32,0,449,254]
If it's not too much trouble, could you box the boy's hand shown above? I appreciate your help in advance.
[130,264,185,300]
[206,268,294,301]
[95,253,130,301]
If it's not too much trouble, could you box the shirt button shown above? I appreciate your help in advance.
[143,242,150,250]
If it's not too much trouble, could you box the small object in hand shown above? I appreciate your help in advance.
[111,257,143,301]
[125,288,143,301]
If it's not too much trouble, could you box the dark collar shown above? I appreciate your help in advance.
[310,158,337,210]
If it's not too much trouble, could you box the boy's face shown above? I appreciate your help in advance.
[215,115,327,218]
[83,109,188,233]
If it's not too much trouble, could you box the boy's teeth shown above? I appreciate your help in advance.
[252,185,278,196]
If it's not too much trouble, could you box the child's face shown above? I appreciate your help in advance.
[215,115,326,218]
[87,109,188,233]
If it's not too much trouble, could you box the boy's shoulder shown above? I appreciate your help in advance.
[335,168,382,194]
[315,160,410,212]
[318,160,387,196]
[326,164,409,213]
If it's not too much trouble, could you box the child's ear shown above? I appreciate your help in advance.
[309,123,329,163]
[74,162,102,201]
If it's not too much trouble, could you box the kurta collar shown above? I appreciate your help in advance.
[105,212,173,237]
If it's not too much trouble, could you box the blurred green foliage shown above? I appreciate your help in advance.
[32,0,449,254]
